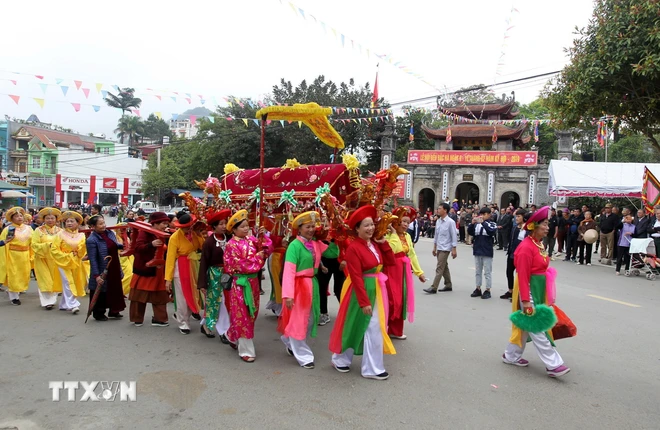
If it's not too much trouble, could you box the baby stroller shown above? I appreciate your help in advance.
[628,238,660,280]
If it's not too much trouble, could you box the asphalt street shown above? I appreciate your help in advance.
[1,229,659,430]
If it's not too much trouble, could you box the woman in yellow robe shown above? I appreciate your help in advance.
[31,207,63,310]
[0,207,34,305]
[51,211,87,314]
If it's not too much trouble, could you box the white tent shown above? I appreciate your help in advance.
[547,160,660,198]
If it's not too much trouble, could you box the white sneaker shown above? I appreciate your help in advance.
[318,314,331,326]
[71,307,80,315]
[587,263,592,266]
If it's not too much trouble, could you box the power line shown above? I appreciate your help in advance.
[389,71,561,107]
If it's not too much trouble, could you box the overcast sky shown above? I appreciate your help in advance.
[1,0,594,138]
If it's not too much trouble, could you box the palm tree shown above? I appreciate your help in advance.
[104,87,142,115]
[114,116,145,146]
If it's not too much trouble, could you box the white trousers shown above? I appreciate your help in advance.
[281,312,315,366]
[172,274,191,330]
[504,332,564,369]
[8,292,20,301]
[237,338,256,358]
[215,301,230,336]
[504,295,564,369]
[332,305,385,377]
[38,290,58,307]
[58,268,80,310]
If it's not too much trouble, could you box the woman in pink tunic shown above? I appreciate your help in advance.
[223,210,273,362]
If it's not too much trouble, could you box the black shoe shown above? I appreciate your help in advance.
[108,312,123,319]
[438,287,453,292]
[497,247,504,250]
[333,364,350,373]
[191,313,201,321]
[481,290,491,299]
[179,328,191,335]
[286,347,293,357]
[45,304,54,310]
[500,291,513,300]
[94,315,108,321]
[302,362,315,369]
[151,320,169,327]
[259,289,265,296]
[11,299,21,306]
[201,325,215,338]
[470,288,482,297]
[219,334,230,344]
[363,372,389,380]
[423,288,437,294]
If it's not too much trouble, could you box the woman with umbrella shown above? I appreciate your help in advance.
[0,207,33,305]
[86,215,125,321]
[31,207,63,310]
[502,206,571,377]
[51,211,87,313]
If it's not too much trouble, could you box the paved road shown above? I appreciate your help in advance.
[1,233,659,430]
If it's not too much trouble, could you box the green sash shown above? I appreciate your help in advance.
[235,273,258,317]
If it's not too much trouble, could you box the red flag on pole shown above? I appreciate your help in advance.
[642,167,660,214]
[371,69,379,108]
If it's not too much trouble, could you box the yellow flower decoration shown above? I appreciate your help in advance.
[342,153,359,170]
[224,163,242,175]
[282,158,301,170]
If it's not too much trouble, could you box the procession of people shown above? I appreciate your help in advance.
[0,155,582,381]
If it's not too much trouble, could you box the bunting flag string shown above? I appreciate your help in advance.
[278,0,444,93]
[33,98,45,109]
[436,109,551,125]
[494,6,520,78]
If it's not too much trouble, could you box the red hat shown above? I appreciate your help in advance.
[523,206,550,231]
[206,209,232,227]
[347,205,377,229]
[173,213,197,229]
[149,212,169,225]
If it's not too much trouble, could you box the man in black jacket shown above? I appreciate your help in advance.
[546,208,558,256]
[564,208,583,262]
[634,209,651,239]
[467,207,497,300]
[501,209,526,300]
[599,203,618,260]
[496,208,513,251]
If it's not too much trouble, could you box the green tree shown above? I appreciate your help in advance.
[544,0,660,150]
[593,133,660,163]
[114,116,144,146]
[393,106,437,162]
[142,114,172,144]
[141,154,186,202]
[104,87,143,116]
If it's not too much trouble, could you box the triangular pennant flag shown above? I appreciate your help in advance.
[266,120,272,125]
[190,115,197,125]
[39,83,48,94]
[155,112,162,119]
[185,98,191,104]
[82,88,90,99]
[132,109,140,117]
[71,103,81,112]
[171,96,177,102]
[155,95,161,101]
[33,98,45,108]
[200,99,206,105]
[298,121,302,128]
[56,79,63,85]
[226,117,233,121]
[227,102,233,107]
[185,93,191,98]
[252,119,260,126]
[10,80,17,85]
[208,116,214,123]
[74,80,82,90]
[9,95,20,104]
[35,75,44,80]
[242,119,249,127]
[172,113,179,120]
[95,83,103,93]
[101,90,108,99]
[112,85,120,92]
[92,105,101,112]
[280,120,285,127]
[60,86,69,96]
[198,94,203,99]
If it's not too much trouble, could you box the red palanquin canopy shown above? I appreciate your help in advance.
[221,163,358,206]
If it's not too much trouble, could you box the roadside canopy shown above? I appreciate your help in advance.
[547,160,660,198]
[0,180,29,191]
